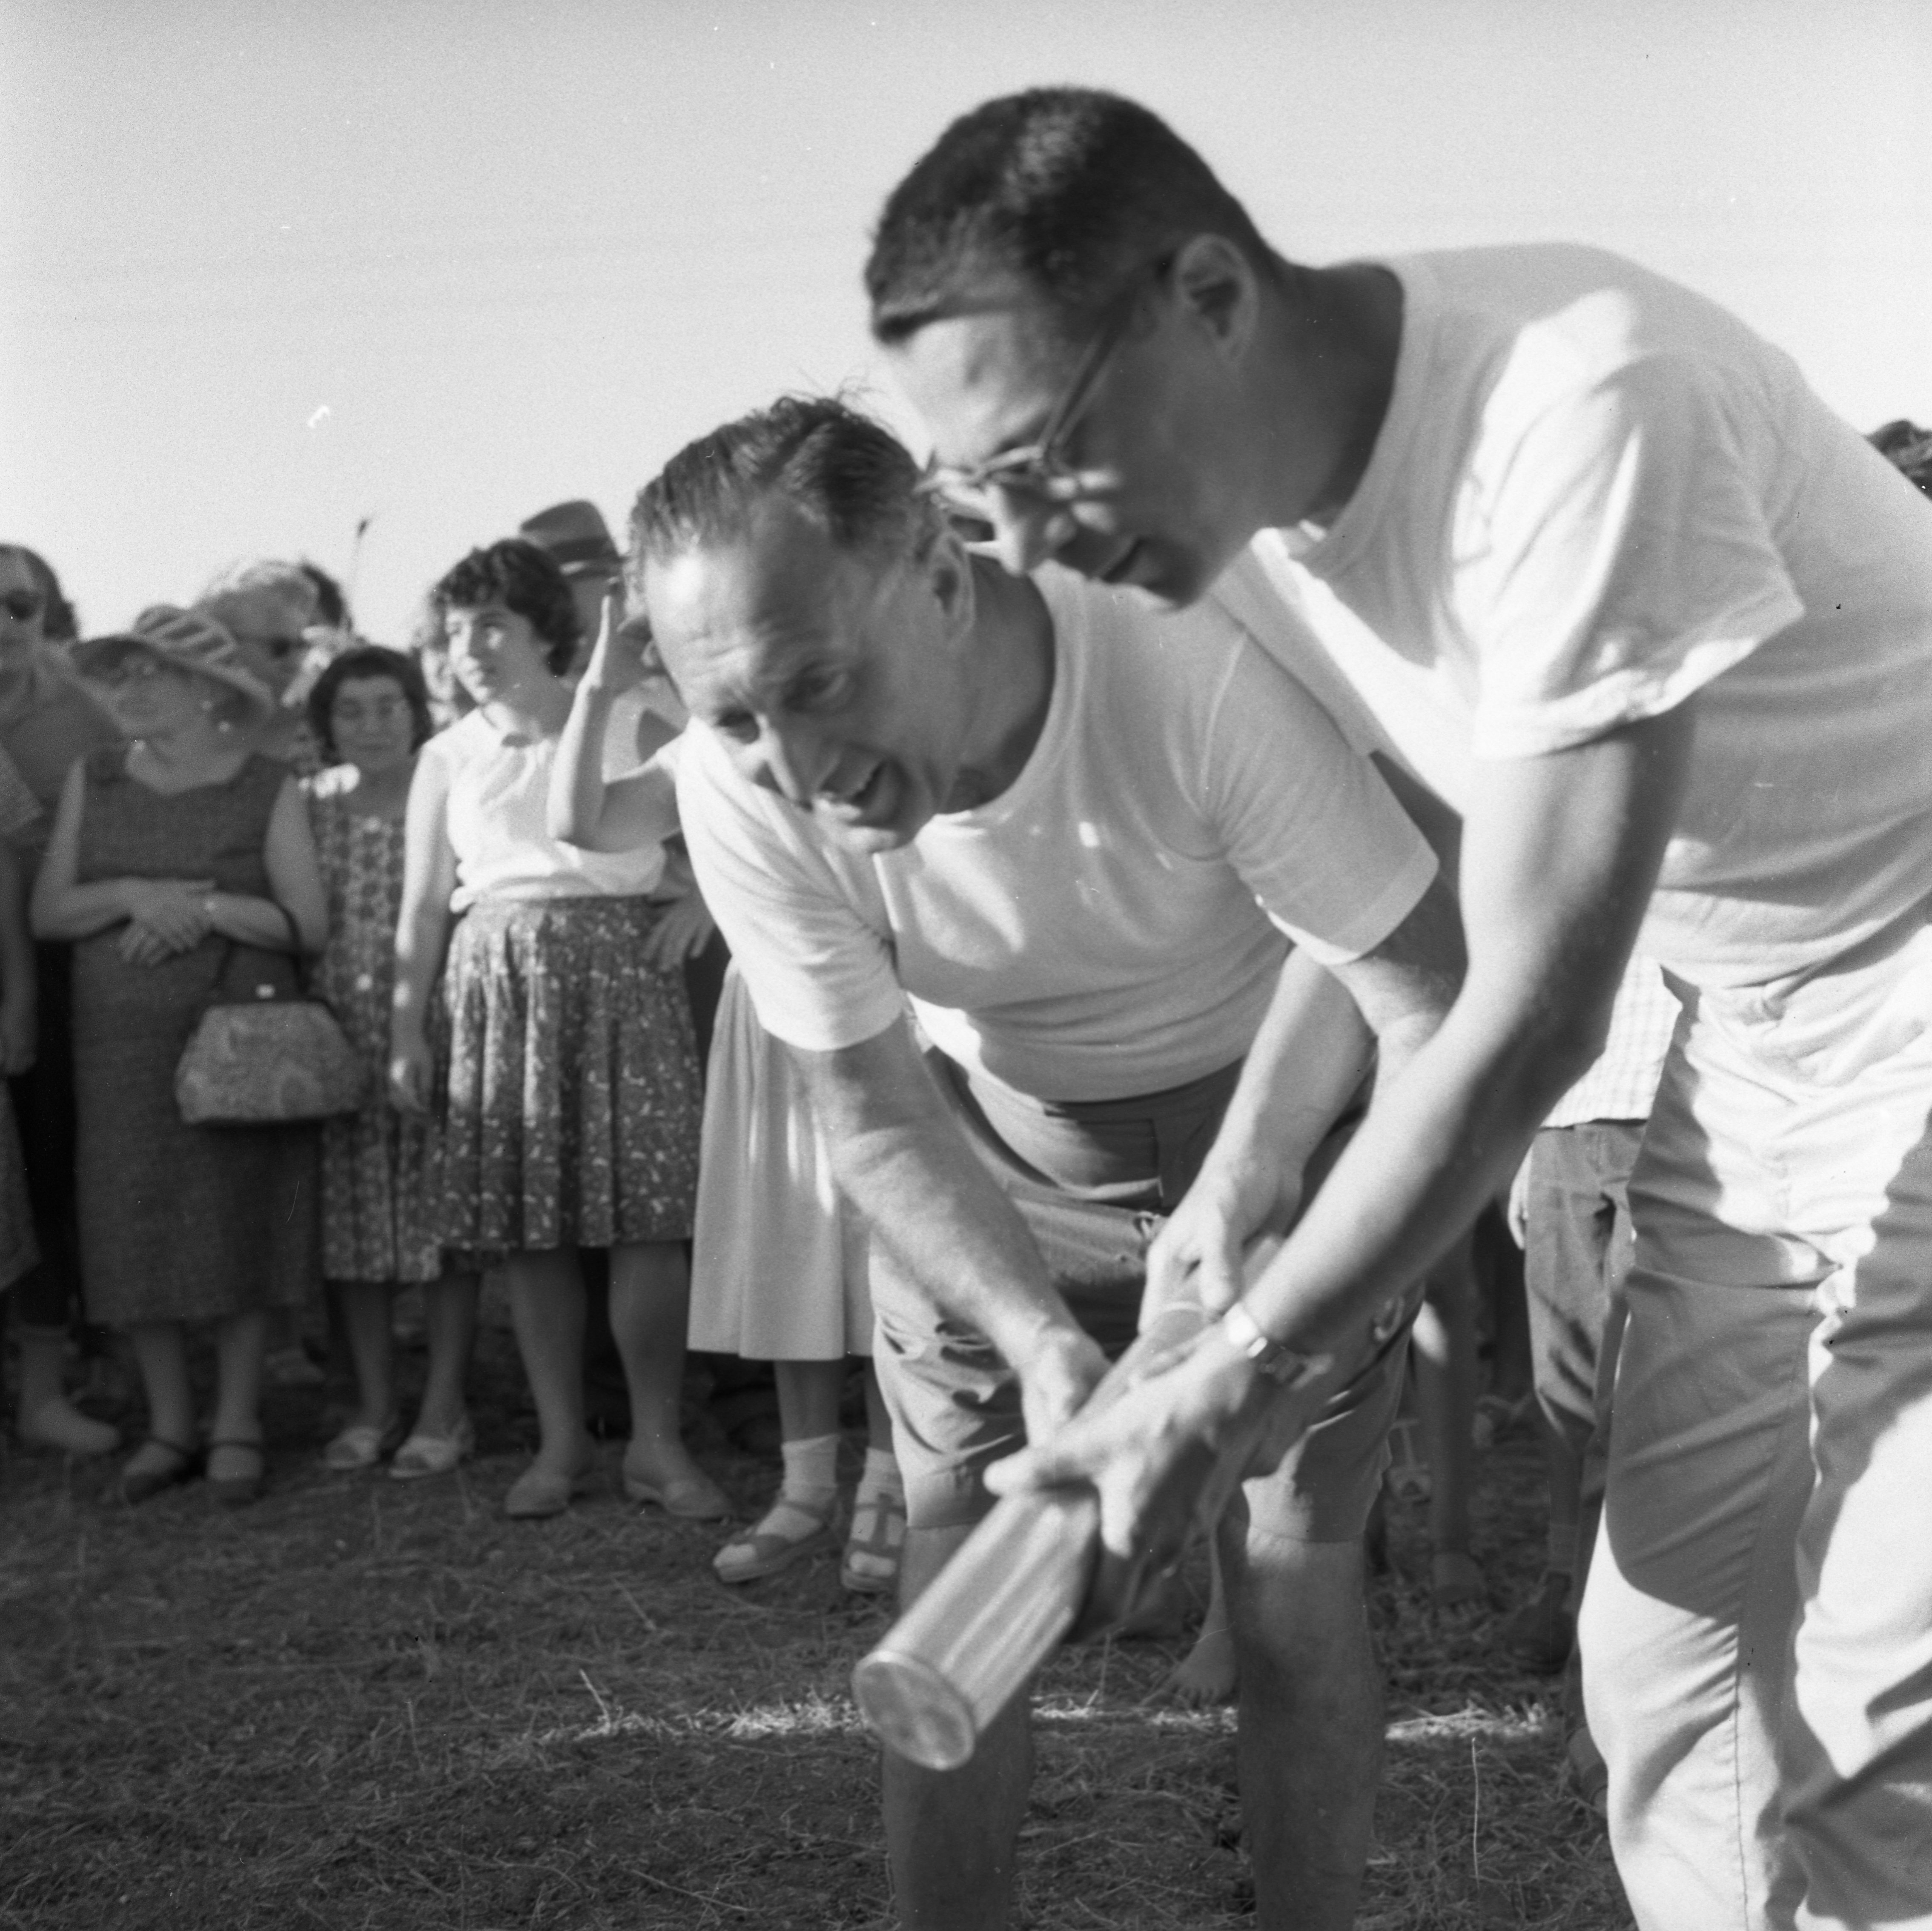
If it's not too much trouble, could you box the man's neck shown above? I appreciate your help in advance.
[1261,261,1403,533]
[949,559,1055,812]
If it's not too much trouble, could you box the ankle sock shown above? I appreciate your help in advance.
[780,1432,840,1508]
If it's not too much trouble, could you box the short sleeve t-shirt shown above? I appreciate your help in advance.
[677,567,1436,1102]
[1245,244,1932,988]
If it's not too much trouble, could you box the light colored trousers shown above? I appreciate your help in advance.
[1582,917,1932,1931]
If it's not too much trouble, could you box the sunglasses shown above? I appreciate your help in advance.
[914,257,1168,526]
[1,590,45,622]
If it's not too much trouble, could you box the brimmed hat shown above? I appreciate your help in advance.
[518,499,620,578]
[72,605,276,719]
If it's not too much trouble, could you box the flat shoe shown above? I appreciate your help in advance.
[205,1437,266,1508]
[624,1464,731,1521]
[840,1487,906,1595]
[714,1496,840,1583]
[504,1456,596,1519]
[389,1415,476,1481]
[322,1413,404,1472]
[20,1397,121,1459]
[119,1435,202,1505]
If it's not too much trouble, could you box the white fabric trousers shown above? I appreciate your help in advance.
[1582,917,1932,1931]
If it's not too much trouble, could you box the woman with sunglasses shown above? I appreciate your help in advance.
[32,605,327,1504]
[0,544,123,1458]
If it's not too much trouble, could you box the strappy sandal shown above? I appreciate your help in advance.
[119,1435,203,1505]
[840,1485,907,1595]
[205,1437,267,1508]
[714,1495,840,1583]
[322,1412,405,1472]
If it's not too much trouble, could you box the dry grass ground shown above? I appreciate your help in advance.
[1,1323,1631,1930]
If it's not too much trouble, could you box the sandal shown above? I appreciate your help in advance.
[841,1485,907,1595]
[205,1437,267,1508]
[504,1443,597,1519]
[714,1494,840,1584]
[119,1435,202,1505]
[322,1413,405,1473]
[389,1415,475,1481]
[624,1458,732,1521]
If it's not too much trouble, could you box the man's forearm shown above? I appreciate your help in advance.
[797,1029,1084,1366]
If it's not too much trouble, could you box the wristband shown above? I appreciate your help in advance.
[1219,1298,1313,1388]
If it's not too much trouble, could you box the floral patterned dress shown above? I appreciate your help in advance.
[308,769,443,1283]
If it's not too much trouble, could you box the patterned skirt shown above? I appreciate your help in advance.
[434,896,701,1255]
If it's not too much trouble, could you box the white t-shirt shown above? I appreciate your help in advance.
[677,567,1437,1102]
[1241,244,1932,989]
[423,710,668,910]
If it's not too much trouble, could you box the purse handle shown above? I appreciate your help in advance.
[203,900,310,1009]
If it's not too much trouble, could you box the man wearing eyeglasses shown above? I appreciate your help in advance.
[632,394,1466,1931]
[869,88,1932,1931]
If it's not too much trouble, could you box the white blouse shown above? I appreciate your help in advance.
[424,710,667,911]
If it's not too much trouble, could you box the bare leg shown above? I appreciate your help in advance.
[415,1270,480,1437]
[883,1522,1031,1931]
[1164,1534,1237,1707]
[1228,1522,1382,1931]
[1413,1242,1482,1604]
[333,1281,396,1431]
[774,1357,845,1441]
[206,1309,269,1481]
[608,1239,711,1491]
[504,1248,589,1475]
[125,1321,196,1475]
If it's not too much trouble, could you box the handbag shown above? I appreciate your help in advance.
[174,905,367,1125]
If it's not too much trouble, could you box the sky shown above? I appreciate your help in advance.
[3,0,1927,646]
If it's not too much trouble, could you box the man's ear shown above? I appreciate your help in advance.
[1170,232,1260,364]
[926,527,978,640]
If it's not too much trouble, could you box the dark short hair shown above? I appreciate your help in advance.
[0,544,79,642]
[1870,419,1932,500]
[866,88,1277,350]
[628,395,942,584]
[307,644,434,762]
[430,539,580,676]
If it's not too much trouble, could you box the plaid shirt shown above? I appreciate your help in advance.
[1542,954,1679,1128]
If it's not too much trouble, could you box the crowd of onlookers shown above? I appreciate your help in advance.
[0,508,903,1598]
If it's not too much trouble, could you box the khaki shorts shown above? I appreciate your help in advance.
[869,1051,1406,1541]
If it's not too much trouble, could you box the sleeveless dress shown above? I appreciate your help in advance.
[72,748,320,1325]
[307,770,443,1283]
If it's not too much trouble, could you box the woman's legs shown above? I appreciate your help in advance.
[608,1239,717,1501]
[125,1321,196,1473]
[206,1311,269,1487]
[845,1358,906,1594]
[504,1248,590,1476]
[414,1269,480,1438]
[332,1281,396,1432]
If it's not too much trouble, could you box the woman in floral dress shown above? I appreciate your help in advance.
[307,647,479,1476]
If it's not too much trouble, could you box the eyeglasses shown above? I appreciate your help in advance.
[1,590,44,622]
[915,258,1166,525]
